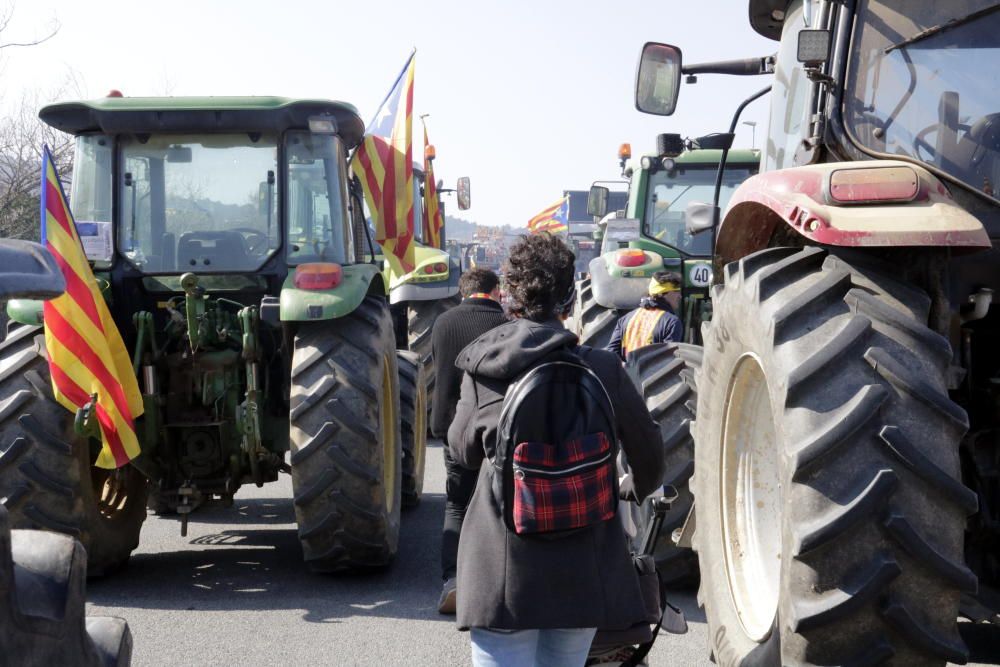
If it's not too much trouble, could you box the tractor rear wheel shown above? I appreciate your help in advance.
[0,506,133,665]
[625,342,699,586]
[408,295,460,421]
[289,297,403,572]
[576,277,617,349]
[694,247,974,666]
[397,350,427,509]
[0,327,148,577]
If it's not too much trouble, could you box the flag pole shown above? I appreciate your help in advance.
[365,48,417,131]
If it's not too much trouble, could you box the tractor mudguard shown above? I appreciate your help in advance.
[383,245,458,304]
[715,159,990,268]
[6,299,45,326]
[388,258,459,304]
[280,263,383,322]
[588,255,650,310]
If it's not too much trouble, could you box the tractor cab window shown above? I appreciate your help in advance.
[285,132,353,265]
[118,133,279,273]
[847,0,1000,200]
[643,165,755,256]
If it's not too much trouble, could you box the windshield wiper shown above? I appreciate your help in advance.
[886,3,1000,53]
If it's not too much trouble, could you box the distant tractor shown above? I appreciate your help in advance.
[573,139,759,349]
[0,96,425,575]
[638,0,1000,664]
[382,165,470,441]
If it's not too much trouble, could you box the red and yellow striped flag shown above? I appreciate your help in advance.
[40,146,143,469]
[527,196,569,234]
[421,123,444,250]
[352,51,417,273]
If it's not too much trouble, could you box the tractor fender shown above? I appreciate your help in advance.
[588,255,649,310]
[280,263,384,322]
[715,159,990,268]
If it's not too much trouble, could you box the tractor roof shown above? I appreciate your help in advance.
[39,96,366,149]
[749,0,787,41]
[639,148,761,166]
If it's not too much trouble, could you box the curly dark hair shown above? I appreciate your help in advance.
[459,267,500,297]
[503,233,576,321]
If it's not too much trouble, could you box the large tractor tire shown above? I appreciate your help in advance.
[0,506,132,666]
[289,296,403,572]
[0,326,148,577]
[577,277,618,349]
[693,247,975,666]
[625,341,700,586]
[397,350,427,509]
[408,295,460,421]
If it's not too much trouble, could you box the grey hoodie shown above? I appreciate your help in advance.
[448,317,664,631]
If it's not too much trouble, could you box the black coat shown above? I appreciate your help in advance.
[448,318,665,631]
[430,297,508,438]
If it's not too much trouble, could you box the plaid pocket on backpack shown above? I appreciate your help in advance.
[511,432,616,535]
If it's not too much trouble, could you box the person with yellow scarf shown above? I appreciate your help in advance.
[606,271,683,361]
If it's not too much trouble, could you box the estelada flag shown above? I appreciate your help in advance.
[352,51,417,273]
[421,123,444,250]
[40,145,143,469]
[527,196,569,234]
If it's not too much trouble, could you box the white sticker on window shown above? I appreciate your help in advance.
[77,221,113,262]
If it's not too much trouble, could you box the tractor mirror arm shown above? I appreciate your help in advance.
[683,55,776,77]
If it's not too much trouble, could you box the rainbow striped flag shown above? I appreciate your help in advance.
[527,196,569,234]
[421,123,444,250]
[40,146,143,469]
[352,51,417,273]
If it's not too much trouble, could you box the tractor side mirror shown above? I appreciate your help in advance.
[457,176,471,210]
[636,42,683,116]
[0,240,66,301]
[685,201,718,235]
[587,185,609,218]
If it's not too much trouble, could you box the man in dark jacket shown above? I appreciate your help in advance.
[607,271,683,361]
[449,234,664,666]
[431,267,507,614]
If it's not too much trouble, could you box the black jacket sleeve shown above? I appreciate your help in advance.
[448,372,484,470]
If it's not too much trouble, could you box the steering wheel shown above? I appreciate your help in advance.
[913,122,972,163]
[230,227,270,255]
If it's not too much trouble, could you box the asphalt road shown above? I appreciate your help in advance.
[87,441,999,667]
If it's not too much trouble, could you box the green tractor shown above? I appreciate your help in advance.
[571,138,758,584]
[574,138,759,349]
[637,0,1000,663]
[382,165,470,426]
[0,96,426,575]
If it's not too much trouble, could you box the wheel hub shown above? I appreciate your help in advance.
[720,354,782,641]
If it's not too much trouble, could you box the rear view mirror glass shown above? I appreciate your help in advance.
[636,42,683,116]
[457,176,471,210]
[587,185,609,218]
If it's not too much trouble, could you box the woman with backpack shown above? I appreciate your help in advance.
[448,233,665,667]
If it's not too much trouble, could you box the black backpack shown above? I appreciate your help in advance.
[490,348,618,536]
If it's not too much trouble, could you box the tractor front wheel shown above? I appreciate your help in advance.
[289,297,403,571]
[0,327,148,577]
[407,295,460,422]
[625,342,700,586]
[397,350,427,509]
[694,247,973,666]
[576,277,617,349]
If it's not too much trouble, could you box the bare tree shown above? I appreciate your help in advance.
[0,85,76,241]
[0,4,69,241]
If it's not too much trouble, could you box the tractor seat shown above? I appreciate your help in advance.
[176,231,247,271]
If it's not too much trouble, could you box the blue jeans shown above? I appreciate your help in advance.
[470,627,598,667]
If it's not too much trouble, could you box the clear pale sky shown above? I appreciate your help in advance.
[2,0,776,228]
